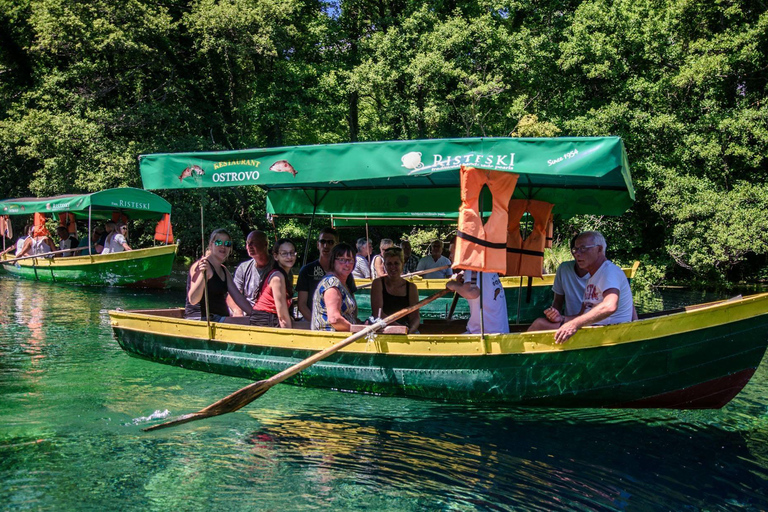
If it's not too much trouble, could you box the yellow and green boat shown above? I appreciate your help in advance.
[0,188,177,288]
[111,137,768,408]
[111,293,768,408]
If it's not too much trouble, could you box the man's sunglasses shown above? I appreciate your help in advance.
[214,240,233,247]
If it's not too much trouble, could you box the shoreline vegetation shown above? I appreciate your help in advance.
[1,0,766,287]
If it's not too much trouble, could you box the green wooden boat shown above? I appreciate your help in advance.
[0,188,177,288]
[1,244,177,287]
[110,293,768,408]
[112,138,768,409]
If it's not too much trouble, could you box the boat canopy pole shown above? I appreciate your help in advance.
[365,219,371,266]
[165,213,171,245]
[302,192,319,268]
[200,193,212,341]
[479,194,485,341]
[88,206,92,255]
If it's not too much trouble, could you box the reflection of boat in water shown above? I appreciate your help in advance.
[0,188,177,288]
[352,262,640,322]
[111,293,768,409]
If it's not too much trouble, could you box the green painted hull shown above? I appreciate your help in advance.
[111,295,768,408]
[1,245,177,288]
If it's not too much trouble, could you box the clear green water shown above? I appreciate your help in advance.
[2,274,768,511]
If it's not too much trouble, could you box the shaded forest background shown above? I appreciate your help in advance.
[1,0,766,284]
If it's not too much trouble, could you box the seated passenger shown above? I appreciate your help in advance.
[370,238,394,279]
[95,221,114,253]
[77,227,101,255]
[250,239,297,328]
[101,223,131,254]
[352,237,372,280]
[184,229,253,324]
[14,225,35,257]
[56,226,79,257]
[370,247,420,332]
[550,235,591,318]
[311,243,360,331]
[401,240,419,274]
[416,240,452,279]
[528,230,634,344]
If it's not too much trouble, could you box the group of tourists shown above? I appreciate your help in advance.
[184,228,433,333]
[182,227,635,343]
[7,220,132,259]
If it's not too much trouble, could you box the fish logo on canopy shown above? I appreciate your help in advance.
[179,165,205,182]
[269,160,298,177]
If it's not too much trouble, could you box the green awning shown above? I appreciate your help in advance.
[0,188,172,220]
[139,137,634,218]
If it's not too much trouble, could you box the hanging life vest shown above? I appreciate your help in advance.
[112,211,129,224]
[154,214,174,244]
[0,215,12,240]
[33,212,50,237]
[58,213,77,234]
[506,199,554,278]
[454,165,519,274]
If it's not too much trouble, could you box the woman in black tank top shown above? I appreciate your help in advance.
[185,228,253,323]
[370,246,420,333]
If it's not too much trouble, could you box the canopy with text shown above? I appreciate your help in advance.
[138,137,634,219]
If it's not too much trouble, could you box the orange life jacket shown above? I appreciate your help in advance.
[112,211,129,224]
[454,165,519,273]
[33,212,50,237]
[506,199,554,278]
[154,214,174,243]
[0,215,12,239]
[58,213,77,234]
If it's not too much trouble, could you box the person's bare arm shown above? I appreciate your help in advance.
[445,272,479,300]
[374,256,386,277]
[554,289,620,344]
[225,267,253,315]
[325,288,352,331]
[268,274,292,328]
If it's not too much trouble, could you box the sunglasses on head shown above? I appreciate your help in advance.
[214,239,232,247]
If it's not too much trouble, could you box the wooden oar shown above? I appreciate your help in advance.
[355,265,451,290]
[1,247,79,264]
[144,288,452,431]
[447,292,461,320]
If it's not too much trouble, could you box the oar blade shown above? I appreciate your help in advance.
[143,380,272,432]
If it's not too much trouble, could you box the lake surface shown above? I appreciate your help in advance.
[2,274,768,511]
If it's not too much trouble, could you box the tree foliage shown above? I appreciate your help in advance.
[0,0,766,280]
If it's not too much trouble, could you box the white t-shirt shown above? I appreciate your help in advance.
[464,270,509,334]
[552,261,591,317]
[581,260,633,325]
[101,233,127,254]
[416,255,453,279]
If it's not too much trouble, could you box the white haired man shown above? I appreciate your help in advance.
[528,230,634,344]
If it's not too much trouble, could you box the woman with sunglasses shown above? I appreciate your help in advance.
[100,222,132,254]
[370,246,420,332]
[250,239,297,328]
[185,228,252,324]
[310,243,360,331]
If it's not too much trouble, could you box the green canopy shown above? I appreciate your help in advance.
[0,188,172,220]
[139,137,634,218]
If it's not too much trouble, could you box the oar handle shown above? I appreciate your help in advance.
[356,265,452,290]
[2,247,77,264]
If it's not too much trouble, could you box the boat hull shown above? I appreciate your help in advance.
[110,293,768,409]
[1,245,177,288]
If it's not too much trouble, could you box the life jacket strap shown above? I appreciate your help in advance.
[456,230,507,250]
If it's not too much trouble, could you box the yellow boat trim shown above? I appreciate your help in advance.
[2,244,178,268]
[110,292,768,358]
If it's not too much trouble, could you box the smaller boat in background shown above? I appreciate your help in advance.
[0,188,177,288]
